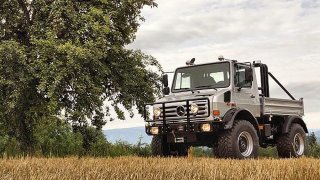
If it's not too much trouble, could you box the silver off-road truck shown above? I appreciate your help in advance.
[144,57,308,159]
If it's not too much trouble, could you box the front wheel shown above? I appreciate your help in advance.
[214,120,259,159]
[151,135,169,156]
[171,144,189,157]
[277,123,307,158]
[151,136,189,157]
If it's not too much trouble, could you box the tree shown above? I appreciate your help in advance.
[308,132,317,147]
[0,0,161,154]
[308,132,320,157]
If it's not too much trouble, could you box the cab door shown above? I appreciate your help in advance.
[232,64,260,116]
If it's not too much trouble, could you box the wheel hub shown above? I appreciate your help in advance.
[293,133,304,156]
[239,136,248,153]
[238,131,253,157]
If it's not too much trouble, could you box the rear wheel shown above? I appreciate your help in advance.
[277,123,307,158]
[214,120,259,159]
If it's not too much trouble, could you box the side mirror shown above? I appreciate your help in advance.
[162,87,170,95]
[162,74,169,87]
[245,68,253,82]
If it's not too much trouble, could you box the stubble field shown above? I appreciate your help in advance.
[0,157,319,179]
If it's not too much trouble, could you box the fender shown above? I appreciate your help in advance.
[223,108,260,135]
[282,115,308,133]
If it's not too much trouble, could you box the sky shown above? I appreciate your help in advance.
[103,0,320,130]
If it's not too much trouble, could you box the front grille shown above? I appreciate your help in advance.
[158,99,209,123]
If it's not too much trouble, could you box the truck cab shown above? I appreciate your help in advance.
[144,57,308,159]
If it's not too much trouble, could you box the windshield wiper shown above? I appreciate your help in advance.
[194,85,218,91]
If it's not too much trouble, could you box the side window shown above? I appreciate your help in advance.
[174,73,191,89]
[234,65,252,88]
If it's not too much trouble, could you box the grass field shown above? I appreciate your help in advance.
[0,157,319,179]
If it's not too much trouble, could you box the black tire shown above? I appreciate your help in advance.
[277,123,307,158]
[172,144,189,157]
[151,136,189,157]
[214,120,259,159]
[151,135,169,156]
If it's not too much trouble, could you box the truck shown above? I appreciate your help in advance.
[144,56,308,159]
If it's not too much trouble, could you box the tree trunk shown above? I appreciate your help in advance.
[18,113,35,155]
[15,87,37,156]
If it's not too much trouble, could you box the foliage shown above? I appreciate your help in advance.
[0,133,319,158]
[308,133,320,158]
[0,133,152,158]
[309,145,320,158]
[189,147,213,157]
[308,132,317,146]
[34,117,83,157]
[0,0,161,154]
[0,136,22,157]
[258,147,278,158]
[99,140,151,157]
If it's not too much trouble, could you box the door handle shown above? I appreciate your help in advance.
[250,95,255,98]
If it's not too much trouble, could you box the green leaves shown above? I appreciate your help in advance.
[0,41,28,112]
[0,0,161,153]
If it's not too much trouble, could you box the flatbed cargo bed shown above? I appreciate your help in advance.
[261,97,304,116]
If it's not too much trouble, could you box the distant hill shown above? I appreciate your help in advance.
[104,126,152,144]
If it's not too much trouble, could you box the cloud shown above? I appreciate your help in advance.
[106,0,320,129]
[132,0,320,76]
[301,0,320,8]
[270,81,320,114]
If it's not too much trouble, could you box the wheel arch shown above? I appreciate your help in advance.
[282,115,308,134]
[223,108,260,136]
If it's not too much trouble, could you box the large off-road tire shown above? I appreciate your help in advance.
[151,136,189,157]
[277,123,307,158]
[214,120,259,159]
[172,144,189,157]
[151,135,169,156]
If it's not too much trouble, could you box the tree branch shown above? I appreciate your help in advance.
[17,0,31,26]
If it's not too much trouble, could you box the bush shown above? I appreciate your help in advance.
[308,144,320,158]
[190,147,213,157]
[0,135,9,155]
[3,137,22,157]
[258,147,278,158]
[34,117,83,157]
[307,133,320,158]
[0,116,153,158]
[87,135,151,157]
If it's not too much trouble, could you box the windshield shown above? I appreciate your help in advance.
[172,62,230,92]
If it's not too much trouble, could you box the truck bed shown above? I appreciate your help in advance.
[261,97,304,116]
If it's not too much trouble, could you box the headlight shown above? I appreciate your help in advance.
[190,103,199,114]
[200,123,211,132]
[150,127,159,135]
[153,107,161,117]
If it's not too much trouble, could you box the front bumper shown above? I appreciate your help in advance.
[145,122,223,144]
[146,122,215,135]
